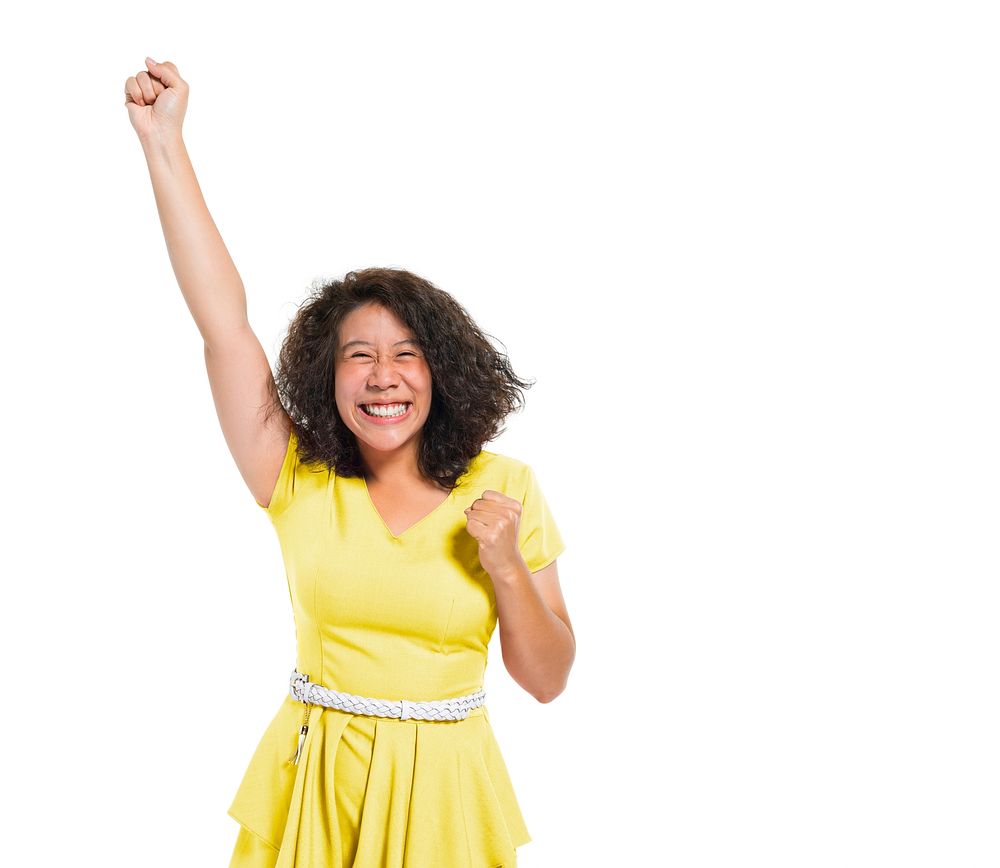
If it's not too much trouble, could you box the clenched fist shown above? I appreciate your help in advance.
[464,490,527,581]
[124,58,189,143]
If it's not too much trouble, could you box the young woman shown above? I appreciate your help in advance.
[125,58,576,868]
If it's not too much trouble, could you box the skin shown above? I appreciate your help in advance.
[332,304,575,702]
[126,55,575,702]
[333,302,437,488]
[331,302,523,576]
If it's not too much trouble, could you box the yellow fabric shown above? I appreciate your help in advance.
[228,428,566,867]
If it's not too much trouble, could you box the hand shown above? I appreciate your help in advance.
[124,58,189,144]
[464,490,526,581]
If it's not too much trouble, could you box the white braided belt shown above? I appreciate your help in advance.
[289,669,486,721]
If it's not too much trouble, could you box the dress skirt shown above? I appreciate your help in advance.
[227,696,528,868]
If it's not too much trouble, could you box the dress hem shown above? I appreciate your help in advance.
[228,808,533,860]
[228,808,281,852]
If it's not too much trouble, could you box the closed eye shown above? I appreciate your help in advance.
[349,352,417,360]
[351,353,372,359]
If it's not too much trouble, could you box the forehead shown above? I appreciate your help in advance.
[338,303,416,346]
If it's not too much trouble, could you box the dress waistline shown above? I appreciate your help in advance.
[288,669,486,722]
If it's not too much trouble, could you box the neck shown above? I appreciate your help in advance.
[359,441,424,486]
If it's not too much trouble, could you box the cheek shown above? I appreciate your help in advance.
[335,364,360,390]
[332,373,357,415]
[418,366,433,394]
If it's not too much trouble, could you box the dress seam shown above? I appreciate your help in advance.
[313,561,323,685]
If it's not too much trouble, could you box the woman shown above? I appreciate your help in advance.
[125,58,576,867]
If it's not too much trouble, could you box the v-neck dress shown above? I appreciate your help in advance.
[227,427,566,868]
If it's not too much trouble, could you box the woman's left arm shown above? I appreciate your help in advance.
[491,559,576,703]
[465,490,576,703]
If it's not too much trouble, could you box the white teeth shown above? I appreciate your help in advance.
[362,402,410,418]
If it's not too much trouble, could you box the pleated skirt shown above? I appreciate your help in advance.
[228,698,527,867]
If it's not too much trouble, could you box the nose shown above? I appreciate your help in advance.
[367,356,401,389]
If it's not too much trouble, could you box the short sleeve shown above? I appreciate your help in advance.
[257,427,299,517]
[517,463,566,573]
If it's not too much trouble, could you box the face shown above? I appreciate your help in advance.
[333,303,433,462]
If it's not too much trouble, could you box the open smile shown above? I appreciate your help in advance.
[357,401,414,424]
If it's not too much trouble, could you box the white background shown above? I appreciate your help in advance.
[1,1,998,865]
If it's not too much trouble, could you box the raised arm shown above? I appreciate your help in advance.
[126,58,290,508]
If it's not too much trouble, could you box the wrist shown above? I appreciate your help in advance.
[490,556,529,585]
[140,131,186,162]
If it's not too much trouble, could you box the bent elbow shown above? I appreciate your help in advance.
[535,686,566,704]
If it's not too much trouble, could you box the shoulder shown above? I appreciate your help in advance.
[461,449,535,494]
[468,448,532,474]
[288,427,336,475]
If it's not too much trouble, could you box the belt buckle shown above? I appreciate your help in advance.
[399,698,413,720]
[291,670,310,702]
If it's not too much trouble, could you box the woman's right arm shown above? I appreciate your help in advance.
[126,58,290,509]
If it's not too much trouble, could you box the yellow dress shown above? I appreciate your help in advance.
[227,428,566,868]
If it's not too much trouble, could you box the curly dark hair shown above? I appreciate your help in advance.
[261,267,534,489]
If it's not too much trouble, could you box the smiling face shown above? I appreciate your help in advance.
[333,302,433,465]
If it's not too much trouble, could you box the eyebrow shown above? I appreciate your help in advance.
[341,339,419,350]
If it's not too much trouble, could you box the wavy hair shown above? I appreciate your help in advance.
[262,267,533,488]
